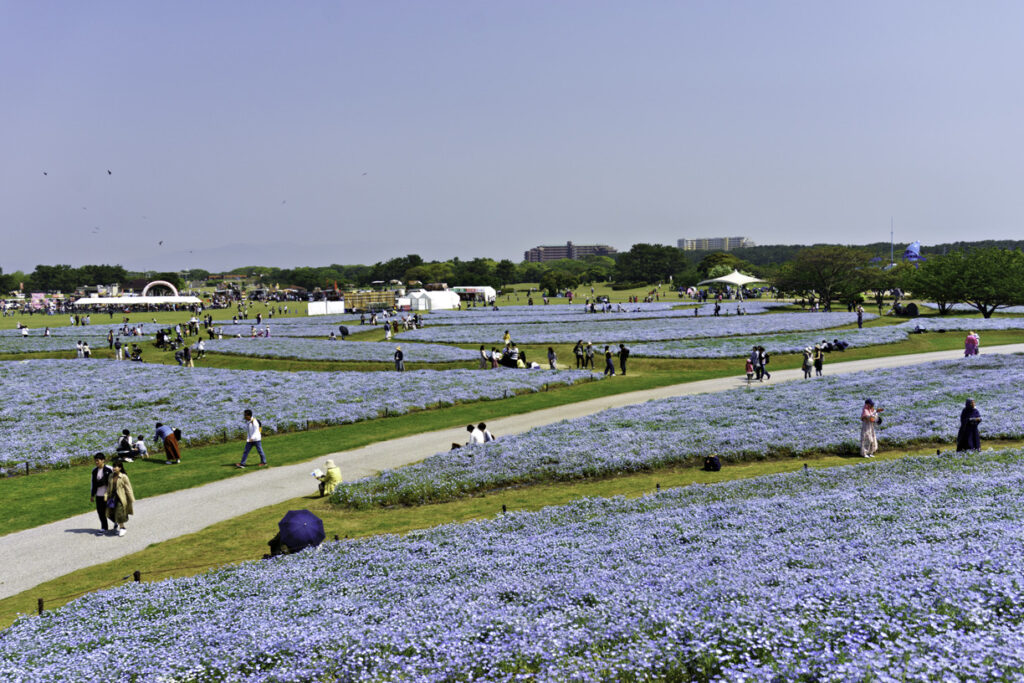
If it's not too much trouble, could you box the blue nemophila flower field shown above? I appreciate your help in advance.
[203,338,479,363]
[333,354,1024,507]
[419,301,786,325]
[0,361,597,468]
[630,323,911,358]
[7,450,1024,680]
[907,316,1024,332]
[397,312,873,344]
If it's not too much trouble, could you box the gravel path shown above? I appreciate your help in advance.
[2,344,1022,600]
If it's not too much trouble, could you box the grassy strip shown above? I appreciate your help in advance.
[4,438,1021,630]
[4,330,1024,536]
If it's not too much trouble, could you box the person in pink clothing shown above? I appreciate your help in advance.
[964,331,980,356]
[860,399,884,457]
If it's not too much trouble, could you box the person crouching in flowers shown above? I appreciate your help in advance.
[318,459,342,497]
[859,399,883,458]
[106,461,135,536]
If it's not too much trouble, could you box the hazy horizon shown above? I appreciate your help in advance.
[4,2,1024,273]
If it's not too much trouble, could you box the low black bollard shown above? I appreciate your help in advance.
[655,483,660,492]
[26,462,30,476]
[502,504,507,514]
[37,598,44,615]
[133,571,141,583]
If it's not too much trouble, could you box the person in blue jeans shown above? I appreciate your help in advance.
[236,409,266,468]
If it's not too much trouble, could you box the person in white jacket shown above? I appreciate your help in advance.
[236,409,266,468]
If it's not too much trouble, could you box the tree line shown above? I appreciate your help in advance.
[4,241,1024,317]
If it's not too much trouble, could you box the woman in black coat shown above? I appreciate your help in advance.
[956,399,982,452]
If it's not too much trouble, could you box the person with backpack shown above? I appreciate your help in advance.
[236,409,266,468]
[618,343,630,375]
[115,429,136,462]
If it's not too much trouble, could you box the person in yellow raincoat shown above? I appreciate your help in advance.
[318,459,342,497]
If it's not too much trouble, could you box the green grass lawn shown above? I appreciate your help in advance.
[5,437,1021,630]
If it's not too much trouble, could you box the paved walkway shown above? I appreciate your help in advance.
[2,344,1022,600]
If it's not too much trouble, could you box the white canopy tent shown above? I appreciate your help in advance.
[73,295,202,306]
[407,289,461,311]
[695,269,767,288]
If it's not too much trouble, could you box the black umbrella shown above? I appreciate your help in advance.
[277,510,325,552]
[338,325,349,337]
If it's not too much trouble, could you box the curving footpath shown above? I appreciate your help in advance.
[2,344,1023,600]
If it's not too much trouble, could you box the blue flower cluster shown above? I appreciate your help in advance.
[204,338,478,363]
[332,354,1024,507]
[6,450,1024,680]
[397,312,874,344]
[0,361,598,468]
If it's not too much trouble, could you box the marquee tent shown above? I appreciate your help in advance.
[695,270,767,288]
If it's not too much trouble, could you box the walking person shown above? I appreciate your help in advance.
[813,344,824,377]
[394,345,405,371]
[547,346,557,370]
[89,453,113,536]
[856,304,864,329]
[749,347,762,381]
[860,399,883,458]
[584,342,595,369]
[618,343,630,375]
[479,345,489,369]
[956,399,982,452]
[758,346,771,381]
[573,340,584,368]
[745,357,754,384]
[106,460,135,536]
[236,409,266,468]
[603,345,616,376]
[155,422,182,464]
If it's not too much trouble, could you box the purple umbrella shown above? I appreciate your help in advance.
[278,510,325,552]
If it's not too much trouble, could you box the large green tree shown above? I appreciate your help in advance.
[909,248,1024,317]
[773,246,872,309]
[614,244,686,284]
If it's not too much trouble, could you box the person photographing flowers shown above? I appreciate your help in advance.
[860,399,883,458]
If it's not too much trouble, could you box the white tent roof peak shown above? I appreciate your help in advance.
[696,269,767,287]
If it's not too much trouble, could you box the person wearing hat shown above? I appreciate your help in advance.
[956,399,982,452]
[860,399,884,457]
[393,345,404,371]
[318,459,342,497]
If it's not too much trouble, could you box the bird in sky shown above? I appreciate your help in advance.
[158,240,163,246]
[42,171,47,176]
[107,170,112,175]
[362,172,367,176]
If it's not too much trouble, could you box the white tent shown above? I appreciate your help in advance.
[695,269,767,288]
[407,289,461,311]
[73,295,202,306]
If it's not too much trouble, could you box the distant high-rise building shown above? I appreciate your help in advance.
[524,241,618,262]
[677,237,754,251]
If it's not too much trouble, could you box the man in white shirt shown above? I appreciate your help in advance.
[466,424,484,445]
[236,409,266,468]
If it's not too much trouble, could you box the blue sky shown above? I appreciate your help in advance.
[2,1,1023,272]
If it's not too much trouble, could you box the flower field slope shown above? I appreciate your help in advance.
[217,322,377,338]
[908,316,1024,332]
[420,301,786,325]
[203,338,478,363]
[922,302,1024,314]
[0,361,597,468]
[333,354,1024,507]
[397,312,873,344]
[7,450,1024,680]
[630,324,910,358]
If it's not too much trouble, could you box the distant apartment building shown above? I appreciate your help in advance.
[523,241,618,262]
[677,237,754,251]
